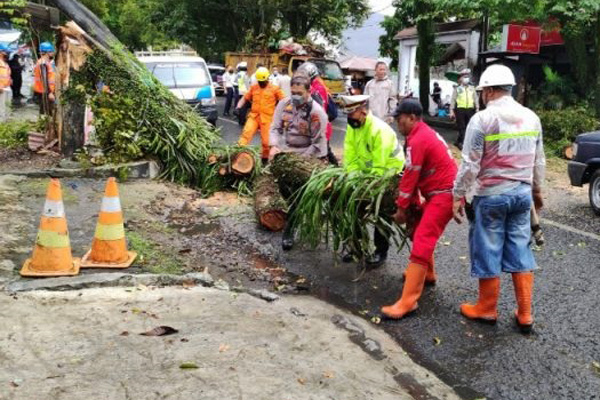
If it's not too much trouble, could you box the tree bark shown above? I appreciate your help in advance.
[270,152,326,199]
[254,173,288,232]
[49,0,118,49]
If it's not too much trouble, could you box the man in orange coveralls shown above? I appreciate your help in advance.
[236,66,285,163]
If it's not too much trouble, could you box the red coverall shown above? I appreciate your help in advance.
[310,78,333,140]
[396,120,458,268]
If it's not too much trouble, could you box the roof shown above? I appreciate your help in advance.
[339,56,379,72]
[395,19,480,40]
[137,56,207,64]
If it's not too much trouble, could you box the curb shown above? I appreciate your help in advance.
[0,160,160,179]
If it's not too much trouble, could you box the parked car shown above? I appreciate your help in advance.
[138,55,218,125]
[208,64,226,96]
[568,131,600,215]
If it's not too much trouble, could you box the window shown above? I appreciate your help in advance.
[146,62,211,88]
[173,63,210,88]
[310,59,344,81]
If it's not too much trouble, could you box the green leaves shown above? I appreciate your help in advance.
[291,168,408,257]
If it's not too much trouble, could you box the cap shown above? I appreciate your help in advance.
[459,68,471,76]
[392,98,423,118]
[339,95,370,114]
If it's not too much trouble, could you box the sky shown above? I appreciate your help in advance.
[339,0,396,59]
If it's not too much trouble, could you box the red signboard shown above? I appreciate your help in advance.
[523,20,564,46]
[501,24,542,54]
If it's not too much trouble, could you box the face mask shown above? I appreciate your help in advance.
[273,72,279,76]
[347,117,363,129]
[462,77,470,85]
[258,81,268,88]
[291,94,306,107]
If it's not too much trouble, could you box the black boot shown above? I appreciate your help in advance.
[365,252,387,268]
[282,232,294,251]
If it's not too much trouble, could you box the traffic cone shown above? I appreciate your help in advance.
[20,179,80,277]
[81,177,136,268]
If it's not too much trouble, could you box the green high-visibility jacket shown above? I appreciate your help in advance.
[343,113,405,175]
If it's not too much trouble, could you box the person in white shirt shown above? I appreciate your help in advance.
[277,67,292,97]
[222,65,236,116]
[271,66,280,87]
[363,61,397,123]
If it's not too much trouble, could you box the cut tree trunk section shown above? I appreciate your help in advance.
[231,151,255,175]
[254,173,288,232]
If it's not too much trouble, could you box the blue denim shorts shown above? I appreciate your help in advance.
[469,183,536,278]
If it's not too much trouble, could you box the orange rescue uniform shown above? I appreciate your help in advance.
[0,59,11,89]
[33,59,55,94]
[238,82,285,158]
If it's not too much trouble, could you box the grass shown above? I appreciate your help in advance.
[0,120,33,149]
[127,230,183,275]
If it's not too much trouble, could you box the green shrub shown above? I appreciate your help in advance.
[0,120,33,149]
[537,105,599,156]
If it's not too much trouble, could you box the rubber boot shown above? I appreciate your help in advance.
[403,255,437,286]
[512,272,534,334]
[460,277,500,324]
[381,263,427,319]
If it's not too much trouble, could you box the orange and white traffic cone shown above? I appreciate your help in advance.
[81,177,136,268]
[20,179,80,277]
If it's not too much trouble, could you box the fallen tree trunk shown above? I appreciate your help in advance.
[231,151,255,176]
[270,152,327,199]
[254,173,288,232]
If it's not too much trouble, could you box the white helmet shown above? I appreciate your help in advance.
[477,64,516,90]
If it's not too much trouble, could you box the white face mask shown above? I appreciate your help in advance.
[462,77,470,85]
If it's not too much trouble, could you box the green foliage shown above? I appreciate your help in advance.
[291,168,408,258]
[530,66,578,110]
[537,105,599,156]
[0,0,29,28]
[0,120,32,149]
[127,230,183,274]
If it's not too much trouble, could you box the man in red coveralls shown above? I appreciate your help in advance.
[381,99,458,320]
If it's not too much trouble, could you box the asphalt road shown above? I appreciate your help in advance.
[213,96,600,400]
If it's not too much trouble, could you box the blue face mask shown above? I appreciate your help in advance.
[291,94,306,107]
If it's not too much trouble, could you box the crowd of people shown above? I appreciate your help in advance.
[229,60,545,334]
[0,41,56,122]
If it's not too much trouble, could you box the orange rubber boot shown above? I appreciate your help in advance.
[460,277,500,324]
[512,272,534,333]
[403,255,437,286]
[381,263,427,319]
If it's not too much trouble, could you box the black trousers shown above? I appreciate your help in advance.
[455,108,475,148]
[224,87,234,114]
[11,73,22,98]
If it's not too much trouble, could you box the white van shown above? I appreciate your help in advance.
[137,54,218,125]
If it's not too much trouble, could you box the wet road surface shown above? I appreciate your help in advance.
[213,97,600,399]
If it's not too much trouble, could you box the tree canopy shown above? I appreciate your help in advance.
[75,0,369,61]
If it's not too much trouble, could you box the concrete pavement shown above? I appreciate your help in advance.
[0,286,461,400]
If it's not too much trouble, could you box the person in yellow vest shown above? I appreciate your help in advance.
[0,44,12,122]
[33,42,56,115]
[236,67,286,163]
[450,68,478,150]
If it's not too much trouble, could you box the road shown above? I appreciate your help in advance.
[213,96,600,400]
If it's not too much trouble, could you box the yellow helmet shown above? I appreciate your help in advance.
[255,67,270,82]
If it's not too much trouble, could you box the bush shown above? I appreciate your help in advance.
[537,105,599,156]
[0,120,33,149]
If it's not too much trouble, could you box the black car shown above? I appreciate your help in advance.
[568,131,600,215]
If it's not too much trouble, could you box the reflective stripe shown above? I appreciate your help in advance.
[485,131,539,142]
[100,197,122,213]
[37,230,70,248]
[407,165,422,171]
[42,200,65,218]
[398,192,412,199]
[95,224,125,241]
[391,142,402,158]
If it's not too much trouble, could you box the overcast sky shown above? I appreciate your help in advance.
[339,0,396,59]
[369,0,395,16]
